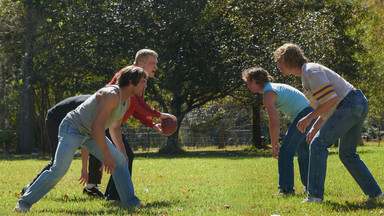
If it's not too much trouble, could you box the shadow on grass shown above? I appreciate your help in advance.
[51,196,92,202]
[39,200,173,215]
[324,199,384,212]
[135,149,272,160]
[0,149,272,161]
[1,145,381,161]
[0,154,57,161]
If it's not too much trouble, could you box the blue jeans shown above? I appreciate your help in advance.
[278,107,314,193]
[307,90,382,199]
[17,118,140,209]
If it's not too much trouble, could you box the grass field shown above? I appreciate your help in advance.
[1,144,384,215]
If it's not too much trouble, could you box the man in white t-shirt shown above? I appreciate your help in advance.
[273,43,383,203]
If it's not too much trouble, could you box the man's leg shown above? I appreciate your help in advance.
[81,136,140,206]
[338,92,382,198]
[83,154,103,197]
[21,118,60,195]
[277,107,312,194]
[104,131,134,200]
[339,120,382,197]
[278,123,306,194]
[123,133,134,175]
[16,119,83,210]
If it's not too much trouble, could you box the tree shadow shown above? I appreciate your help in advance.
[0,154,80,161]
[1,145,381,161]
[325,147,380,156]
[0,150,271,161]
[39,199,173,215]
[135,148,272,160]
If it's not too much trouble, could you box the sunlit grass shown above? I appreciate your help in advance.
[1,145,384,215]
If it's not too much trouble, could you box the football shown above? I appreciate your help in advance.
[161,118,178,135]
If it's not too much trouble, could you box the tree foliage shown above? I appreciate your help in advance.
[0,0,383,153]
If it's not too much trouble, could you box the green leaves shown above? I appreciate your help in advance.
[1,0,383,152]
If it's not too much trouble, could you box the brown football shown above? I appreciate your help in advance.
[161,118,177,135]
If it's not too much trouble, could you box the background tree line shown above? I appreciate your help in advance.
[0,0,383,154]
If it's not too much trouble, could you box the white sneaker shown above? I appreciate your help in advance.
[14,203,30,213]
[302,197,323,203]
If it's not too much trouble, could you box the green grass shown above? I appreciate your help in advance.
[1,145,384,215]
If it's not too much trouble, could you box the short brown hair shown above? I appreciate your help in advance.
[134,49,158,64]
[116,66,148,87]
[274,43,308,68]
[242,67,274,85]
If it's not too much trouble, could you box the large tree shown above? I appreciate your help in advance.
[118,1,248,153]
[1,0,383,153]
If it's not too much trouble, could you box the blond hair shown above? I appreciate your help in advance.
[274,43,308,68]
[134,49,158,64]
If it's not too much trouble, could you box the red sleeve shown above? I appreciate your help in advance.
[122,95,161,128]
[109,72,120,85]
[133,95,161,118]
[132,111,157,128]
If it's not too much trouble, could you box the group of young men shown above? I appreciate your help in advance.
[15,49,176,212]
[14,44,382,213]
[242,43,382,203]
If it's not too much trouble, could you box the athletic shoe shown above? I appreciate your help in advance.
[366,193,384,203]
[302,197,323,203]
[14,203,30,213]
[83,186,104,198]
[20,184,29,196]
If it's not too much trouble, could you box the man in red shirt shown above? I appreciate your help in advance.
[79,49,176,201]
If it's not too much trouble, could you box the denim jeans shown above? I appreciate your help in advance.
[104,129,134,201]
[278,106,314,193]
[17,118,140,209]
[307,90,382,199]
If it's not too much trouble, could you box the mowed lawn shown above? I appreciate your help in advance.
[1,145,384,215]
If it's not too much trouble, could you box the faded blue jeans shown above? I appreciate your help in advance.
[278,107,314,193]
[307,90,382,199]
[17,117,140,209]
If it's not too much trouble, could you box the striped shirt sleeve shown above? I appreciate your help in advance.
[307,70,337,104]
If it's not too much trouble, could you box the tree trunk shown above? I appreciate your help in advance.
[0,66,5,130]
[378,123,381,146]
[252,101,263,149]
[17,4,35,154]
[218,123,226,149]
[159,112,185,154]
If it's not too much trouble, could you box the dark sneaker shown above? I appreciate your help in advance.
[83,186,104,198]
[20,184,30,196]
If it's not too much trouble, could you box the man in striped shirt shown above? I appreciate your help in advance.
[274,43,383,203]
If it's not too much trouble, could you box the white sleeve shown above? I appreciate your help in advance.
[307,69,337,104]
